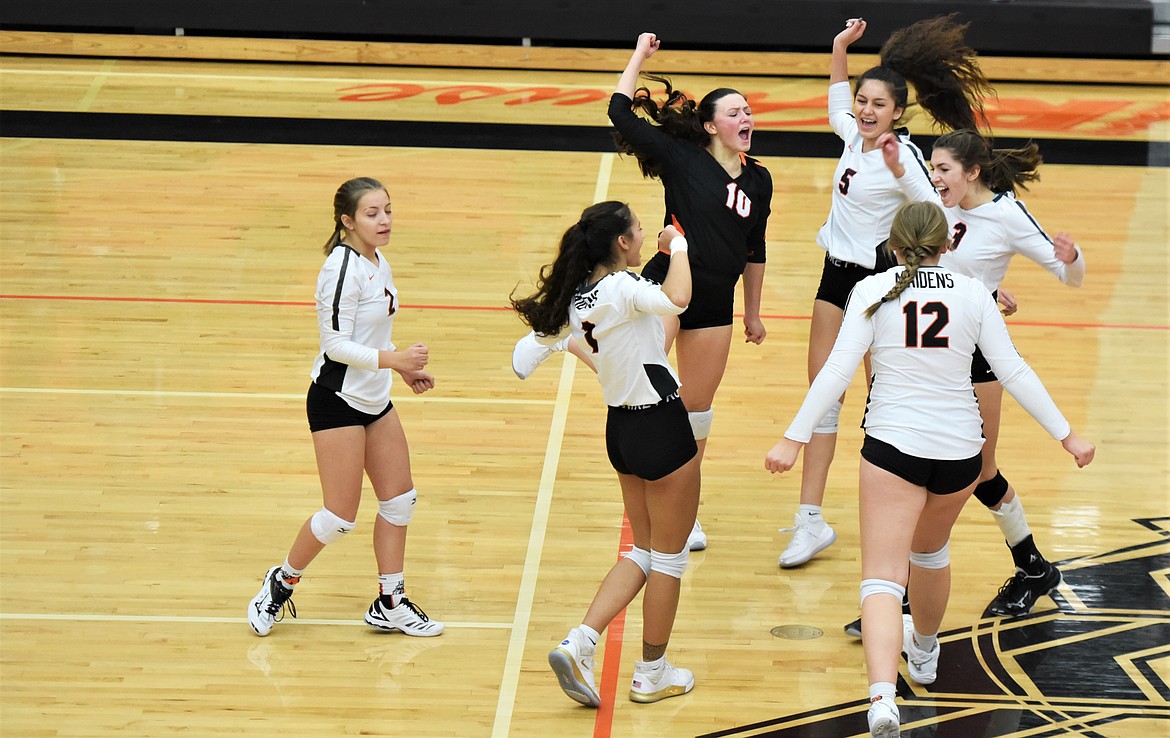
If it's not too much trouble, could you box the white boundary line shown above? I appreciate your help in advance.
[0,612,510,629]
[490,152,612,738]
[0,386,552,405]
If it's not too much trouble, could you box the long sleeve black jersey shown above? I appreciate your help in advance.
[609,92,772,277]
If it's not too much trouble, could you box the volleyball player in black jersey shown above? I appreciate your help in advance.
[514,32,772,550]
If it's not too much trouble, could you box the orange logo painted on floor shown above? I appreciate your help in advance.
[337,84,1170,138]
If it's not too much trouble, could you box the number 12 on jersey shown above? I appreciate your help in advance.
[903,301,950,348]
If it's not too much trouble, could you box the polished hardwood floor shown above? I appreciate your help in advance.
[0,38,1167,738]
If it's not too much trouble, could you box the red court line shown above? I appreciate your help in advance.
[594,514,635,738]
[1,294,1165,330]
[0,293,511,311]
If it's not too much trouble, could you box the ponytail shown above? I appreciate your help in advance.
[860,14,994,133]
[512,201,634,335]
[323,177,386,255]
[613,75,744,179]
[934,129,1043,196]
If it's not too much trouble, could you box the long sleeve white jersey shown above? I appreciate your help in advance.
[539,270,686,408]
[816,81,940,268]
[940,191,1085,292]
[310,245,397,414]
[784,266,1070,458]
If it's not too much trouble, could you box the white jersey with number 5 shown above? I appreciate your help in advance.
[784,265,1070,458]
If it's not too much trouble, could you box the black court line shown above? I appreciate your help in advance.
[2,110,1167,167]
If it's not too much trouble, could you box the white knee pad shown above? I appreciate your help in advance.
[859,578,906,607]
[650,547,689,579]
[688,408,714,441]
[378,488,417,527]
[909,542,950,570]
[813,398,843,435]
[310,507,356,545]
[622,546,651,577]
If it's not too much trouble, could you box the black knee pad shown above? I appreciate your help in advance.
[974,471,1009,508]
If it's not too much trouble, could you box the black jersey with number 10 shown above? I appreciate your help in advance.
[608,93,772,278]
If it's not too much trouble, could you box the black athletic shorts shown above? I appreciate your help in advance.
[860,435,981,495]
[605,394,698,481]
[306,381,393,432]
[814,242,899,310]
[641,251,739,330]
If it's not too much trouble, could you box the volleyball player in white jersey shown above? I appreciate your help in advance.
[513,201,700,706]
[931,129,1086,618]
[780,15,995,569]
[513,33,774,553]
[247,177,443,639]
[766,201,1094,738]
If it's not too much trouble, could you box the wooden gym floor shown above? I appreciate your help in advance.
[0,33,1167,738]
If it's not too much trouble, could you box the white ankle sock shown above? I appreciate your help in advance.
[638,655,665,672]
[913,630,938,652]
[578,624,600,646]
[869,681,896,703]
[798,504,824,522]
[378,572,405,606]
[279,560,303,589]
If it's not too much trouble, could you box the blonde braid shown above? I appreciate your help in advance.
[864,245,930,318]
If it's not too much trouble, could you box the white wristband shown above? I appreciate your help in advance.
[669,236,688,254]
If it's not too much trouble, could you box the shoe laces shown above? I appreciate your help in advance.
[266,579,297,622]
[996,568,1041,601]
[398,597,430,622]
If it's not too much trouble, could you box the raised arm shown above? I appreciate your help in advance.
[616,33,660,98]
[830,18,866,85]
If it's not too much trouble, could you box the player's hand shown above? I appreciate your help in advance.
[997,287,1018,316]
[658,225,683,253]
[743,315,766,345]
[878,132,904,177]
[396,368,434,394]
[765,438,804,474]
[635,33,660,59]
[1061,431,1096,468]
[1053,232,1077,264]
[835,18,866,47]
[396,343,429,372]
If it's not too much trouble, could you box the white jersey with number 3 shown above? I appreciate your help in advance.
[784,266,1070,458]
[940,192,1085,292]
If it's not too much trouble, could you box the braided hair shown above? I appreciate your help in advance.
[612,75,743,179]
[859,14,995,133]
[511,201,635,336]
[322,177,387,255]
[864,201,951,318]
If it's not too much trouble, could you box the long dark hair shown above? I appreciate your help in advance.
[859,14,994,132]
[511,201,635,336]
[864,202,951,318]
[612,75,743,179]
[322,177,387,255]
[934,129,1042,195]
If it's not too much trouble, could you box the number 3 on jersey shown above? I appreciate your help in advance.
[724,183,752,217]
